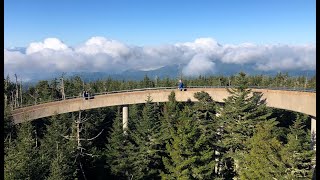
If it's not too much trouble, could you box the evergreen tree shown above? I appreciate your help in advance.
[105,111,136,179]
[46,144,77,180]
[161,106,217,179]
[129,96,162,179]
[5,122,45,180]
[35,80,52,102]
[49,78,62,100]
[193,91,217,121]
[40,114,77,180]
[158,92,180,144]
[237,120,286,179]
[193,91,224,177]
[141,74,154,88]
[61,76,81,97]
[281,114,316,179]
[4,107,15,148]
[129,104,143,129]
[219,72,273,177]
[155,91,181,176]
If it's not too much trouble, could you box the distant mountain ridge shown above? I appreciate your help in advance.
[18,63,315,86]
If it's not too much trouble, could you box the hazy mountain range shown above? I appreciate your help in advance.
[4,37,315,85]
[17,64,315,86]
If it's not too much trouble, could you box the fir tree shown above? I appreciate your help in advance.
[4,107,15,152]
[161,106,216,179]
[193,91,217,121]
[40,114,77,180]
[281,114,316,179]
[46,144,77,180]
[105,111,136,179]
[237,120,286,180]
[157,91,180,148]
[219,72,273,177]
[156,91,181,176]
[193,91,224,177]
[162,91,180,131]
[5,122,45,180]
[129,96,162,179]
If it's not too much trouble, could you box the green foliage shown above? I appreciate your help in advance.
[161,107,216,179]
[159,91,180,142]
[40,114,77,179]
[64,76,85,97]
[5,122,45,180]
[221,73,272,151]
[35,80,52,102]
[162,91,222,180]
[49,78,62,100]
[237,120,286,180]
[46,145,77,180]
[219,72,274,177]
[127,96,162,179]
[5,73,316,179]
[4,107,15,144]
[193,91,216,121]
[105,112,136,179]
[141,74,155,88]
[8,72,316,108]
[280,114,316,179]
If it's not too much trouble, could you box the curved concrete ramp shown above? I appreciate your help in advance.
[12,88,316,123]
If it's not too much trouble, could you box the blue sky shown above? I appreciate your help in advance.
[4,0,316,80]
[4,0,315,48]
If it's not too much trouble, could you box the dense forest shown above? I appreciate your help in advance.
[4,72,316,179]
[3,72,316,109]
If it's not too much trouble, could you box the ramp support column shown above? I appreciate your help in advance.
[123,106,128,133]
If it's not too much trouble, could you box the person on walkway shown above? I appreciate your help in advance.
[84,91,88,100]
[178,79,184,91]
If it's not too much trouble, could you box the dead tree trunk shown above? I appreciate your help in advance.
[4,94,7,108]
[11,91,14,110]
[29,88,38,105]
[35,129,38,147]
[62,110,104,180]
[20,79,23,106]
[77,112,81,149]
[4,78,8,107]
[304,76,308,89]
[61,77,66,100]
[15,74,19,107]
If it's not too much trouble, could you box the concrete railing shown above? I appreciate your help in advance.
[12,86,316,124]
[13,86,316,109]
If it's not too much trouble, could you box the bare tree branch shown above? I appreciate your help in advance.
[80,115,93,124]
[4,134,10,143]
[80,123,84,133]
[82,152,98,157]
[61,135,75,140]
[79,161,87,180]
[81,129,104,141]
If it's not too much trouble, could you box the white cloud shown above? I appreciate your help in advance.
[26,38,70,54]
[4,37,316,79]
[75,36,130,57]
[182,54,216,76]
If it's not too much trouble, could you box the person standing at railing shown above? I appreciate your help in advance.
[178,80,184,91]
[84,91,89,100]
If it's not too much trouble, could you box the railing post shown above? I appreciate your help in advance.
[123,106,129,134]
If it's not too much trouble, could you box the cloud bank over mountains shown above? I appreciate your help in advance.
[4,37,315,79]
